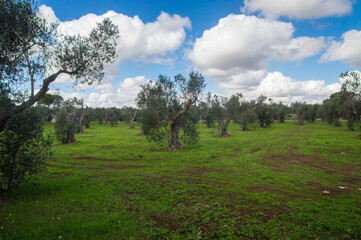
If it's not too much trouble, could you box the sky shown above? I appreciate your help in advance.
[36,0,361,107]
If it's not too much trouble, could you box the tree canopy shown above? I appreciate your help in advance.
[0,0,119,130]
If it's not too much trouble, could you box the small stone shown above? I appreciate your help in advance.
[357,188,361,191]
[322,190,330,194]
[337,186,348,189]
[341,152,346,155]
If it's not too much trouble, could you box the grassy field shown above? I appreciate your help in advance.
[1,121,361,239]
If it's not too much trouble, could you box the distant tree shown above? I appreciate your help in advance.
[0,108,52,191]
[239,100,257,131]
[38,93,63,109]
[121,107,138,129]
[199,92,215,128]
[278,102,288,123]
[136,72,206,150]
[54,98,83,144]
[37,93,63,121]
[83,108,95,129]
[210,94,241,137]
[106,107,119,127]
[304,104,318,123]
[76,100,87,133]
[255,95,272,128]
[0,0,119,131]
[340,71,361,130]
[322,92,343,126]
[95,108,108,126]
[292,102,306,126]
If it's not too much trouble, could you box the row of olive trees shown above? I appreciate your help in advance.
[320,71,361,131]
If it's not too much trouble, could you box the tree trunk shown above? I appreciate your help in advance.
[137,124,145,136]
[242,122,249,131]
[218,119,231,137]
[167,99,193,150]
[77,107,87,133]
[347,119,354,131]
[129,110,137,129]
[102,117,107,126]
[85,120,90,129]
[168,121,182,150]
[66,112,77,144]
[0,69,76,131]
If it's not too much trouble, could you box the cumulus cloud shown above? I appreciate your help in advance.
[242,0,352,19]
[86,75,149,107]
[38,5,59,24]
[188,14,325,89]
[321,30,361,68]
[39,5,191,64]
[224,72,340,104]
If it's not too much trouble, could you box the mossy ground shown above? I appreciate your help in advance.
[1,121,360,239]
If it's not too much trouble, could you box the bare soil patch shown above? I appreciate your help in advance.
[75,157,118,162]
[100,164,147,170]
[46,164,73,169]
[250,148,262,153]
[264,152,357,177]
[125,158,144,162]
[175,167,233,177]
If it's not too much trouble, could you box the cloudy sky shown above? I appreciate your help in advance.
[37,0,361,107]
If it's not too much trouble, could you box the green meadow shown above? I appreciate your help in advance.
[1,122,360,239]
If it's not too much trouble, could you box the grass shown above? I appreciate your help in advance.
[1,121,361,239]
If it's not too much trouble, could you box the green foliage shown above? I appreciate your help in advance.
[137,72,205,149]
[146,124,170,147]
[255,95,272,128]
[0,108,52,191]
[180,121,199,145]
[0,0,119,131]
[54,108,67,143]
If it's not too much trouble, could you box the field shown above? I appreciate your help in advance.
[1,122,361,239]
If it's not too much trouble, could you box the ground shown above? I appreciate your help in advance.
[0,121,360,239]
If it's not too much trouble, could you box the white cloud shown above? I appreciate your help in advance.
[224,72,340,104]
[86,75,149,107]
[38,5,59,24]
[242,0,352,19]
[321,30,361,68]
[188,14,325,89]
[39,5,191,64]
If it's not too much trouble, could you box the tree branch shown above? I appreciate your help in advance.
[171,99,193,122]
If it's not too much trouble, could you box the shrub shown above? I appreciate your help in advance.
[0,108,53,191]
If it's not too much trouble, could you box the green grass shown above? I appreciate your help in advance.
[1,121,361,239]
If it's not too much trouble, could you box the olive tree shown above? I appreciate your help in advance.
[0,0,119,131]
[239,100,257,131]
[254,95,272,128]
[136,72,206,150]
[211,94,242,137]
[340,71,361,130]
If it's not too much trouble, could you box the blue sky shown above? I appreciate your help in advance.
[37,0,361,107]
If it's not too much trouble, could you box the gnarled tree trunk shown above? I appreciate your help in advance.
[129,110,137,129]
[77,107,87,133]
[167,100,193,150]
[169,121,182,150]
[218,119,231,137]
